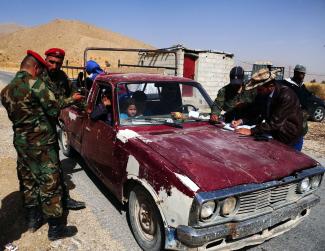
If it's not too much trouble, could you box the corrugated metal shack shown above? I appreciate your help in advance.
[138,44,234,99]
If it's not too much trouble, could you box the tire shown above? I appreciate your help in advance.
[128,186,164,251]
[58,126,73,157]
[312,106,324,122]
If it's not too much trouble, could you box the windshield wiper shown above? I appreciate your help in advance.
[164,119,183,128]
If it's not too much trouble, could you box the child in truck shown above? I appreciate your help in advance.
[120,98,137,119]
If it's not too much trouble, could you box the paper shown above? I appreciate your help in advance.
[188,110,200,119]
[223,123,256,131]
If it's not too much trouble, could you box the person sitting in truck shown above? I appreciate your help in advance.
[85,60,104,90]
[120,98,137,119]
[90,89,112,124]
[132,90,147,116]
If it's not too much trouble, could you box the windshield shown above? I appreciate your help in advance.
[117,81,211,126]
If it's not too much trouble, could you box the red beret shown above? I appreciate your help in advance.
[44,48,65,58]
[27,50,47,68]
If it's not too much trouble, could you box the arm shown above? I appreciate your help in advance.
[251,90,296,135]
[32,79,82,119]
[90,103,109,121]
[211,88,225,116]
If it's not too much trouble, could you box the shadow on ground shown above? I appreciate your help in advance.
[61,153,125,213]
[0,191,27,249]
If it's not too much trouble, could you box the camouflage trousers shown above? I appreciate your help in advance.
[15,144,63,218]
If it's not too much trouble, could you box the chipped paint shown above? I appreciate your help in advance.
[175,173,200,192]
[68,111,77,121]
[126,155,140,177]
[117,129,152,143]
[158,187,193,227]
[117,129,140,143]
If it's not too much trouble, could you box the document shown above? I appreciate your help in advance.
[223,123,256,131]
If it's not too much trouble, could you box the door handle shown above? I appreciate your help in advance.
[85,126,91,132]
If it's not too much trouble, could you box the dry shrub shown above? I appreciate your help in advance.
[305,82,325,100]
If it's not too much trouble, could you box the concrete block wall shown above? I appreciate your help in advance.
[137,48,234,100]
[196,53,234,100]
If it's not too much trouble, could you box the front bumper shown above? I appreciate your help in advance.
[176,194,319,248]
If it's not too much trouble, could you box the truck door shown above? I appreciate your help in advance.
[64,105,87,153]
[81,84,120,196]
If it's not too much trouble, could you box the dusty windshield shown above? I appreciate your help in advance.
[117,82,211,126]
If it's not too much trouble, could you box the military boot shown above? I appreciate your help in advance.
[64,197,86,210]
[48,217,77,241]
[26,206,44,232]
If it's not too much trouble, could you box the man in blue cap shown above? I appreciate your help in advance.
[85,60,104,90]
[210,66,256,123]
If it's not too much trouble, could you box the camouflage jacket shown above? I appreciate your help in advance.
[0,71,74,148]
[211,85,257,117]
[42,70,73,101]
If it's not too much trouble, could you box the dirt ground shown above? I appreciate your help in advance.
[0,105,324,250]
[0,108,122,251]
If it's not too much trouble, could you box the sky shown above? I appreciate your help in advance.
[1,0,325,81]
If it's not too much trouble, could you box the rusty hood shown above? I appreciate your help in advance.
[136,125,317,192]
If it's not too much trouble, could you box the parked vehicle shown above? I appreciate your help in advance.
[306,94,325,122]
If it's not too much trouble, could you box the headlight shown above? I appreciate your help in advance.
[298,177,311,193]
[200,201,216,220]
[311,175,322,189]
[220,197,238,216]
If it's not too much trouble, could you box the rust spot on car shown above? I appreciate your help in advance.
[226,222,238,239]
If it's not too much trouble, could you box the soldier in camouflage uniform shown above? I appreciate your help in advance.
[44,48,73,99]
[43,48,86,210]
[0,50,83,240]
[210,66,257,123]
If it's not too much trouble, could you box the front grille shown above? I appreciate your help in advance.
[237,183,298,215]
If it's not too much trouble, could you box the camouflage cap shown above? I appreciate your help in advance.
[294,64,306,73]
[245,68,281,90]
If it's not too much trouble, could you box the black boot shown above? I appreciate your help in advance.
[48,217,77,241]
[65,197,86,210]
[26,206,44,232]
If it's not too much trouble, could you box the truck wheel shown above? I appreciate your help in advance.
[128,186,164,251]
[59,127,73,157]
[312,106,324,122]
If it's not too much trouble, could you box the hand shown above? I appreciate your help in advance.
[171,112,184,120]
[235,128,251,135]
[72,92,85,101]
[231,119,243,128]
[102,97,111,106]
[210,114,219,122]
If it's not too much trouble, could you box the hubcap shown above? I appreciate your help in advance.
[135,198,156,241]
[314,108,324,121]
[61,131,69,150]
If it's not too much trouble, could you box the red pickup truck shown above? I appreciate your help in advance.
[59,72,324,251]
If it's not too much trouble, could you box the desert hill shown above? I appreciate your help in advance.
[0,23,25,37]
[0,19,154,70]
